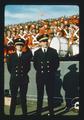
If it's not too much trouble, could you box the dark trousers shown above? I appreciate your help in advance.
[36,80,54,115]
[65,90,79,108]
[10,82,28,116]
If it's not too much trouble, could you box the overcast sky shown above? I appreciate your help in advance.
[5,5,79,26]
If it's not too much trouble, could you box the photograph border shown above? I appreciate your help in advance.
[0,0,80,120]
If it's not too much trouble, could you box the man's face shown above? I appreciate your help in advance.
[39,41,48,48]
[15,45,23,51]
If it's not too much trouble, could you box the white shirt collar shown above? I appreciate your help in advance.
[42,47,47,52]
[16,50,22,56]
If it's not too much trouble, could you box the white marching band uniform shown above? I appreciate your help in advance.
[50,36,68,57]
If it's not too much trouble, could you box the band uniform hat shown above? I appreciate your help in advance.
[37,34,49,42]
[14,38,25,46]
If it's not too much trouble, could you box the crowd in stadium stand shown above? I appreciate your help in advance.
[4,15,79,62]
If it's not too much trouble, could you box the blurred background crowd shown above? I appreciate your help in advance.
[4,14,79,62]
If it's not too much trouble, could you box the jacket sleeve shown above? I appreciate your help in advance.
[6,54,12,74]
[53,50,60,71]
[25,49,33,73]
[33,51,38,70]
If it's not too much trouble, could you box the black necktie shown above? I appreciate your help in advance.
[44,49,46,53]
[19,53,22,57]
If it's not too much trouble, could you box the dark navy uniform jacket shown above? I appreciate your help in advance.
[7,49,32,86]
[33,47,59,83]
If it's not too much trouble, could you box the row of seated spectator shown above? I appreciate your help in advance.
[4,14,79,62]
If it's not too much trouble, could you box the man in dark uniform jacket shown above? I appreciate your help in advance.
[63,64,79,111]
[7,38,32,117]
[33,34,59,116]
